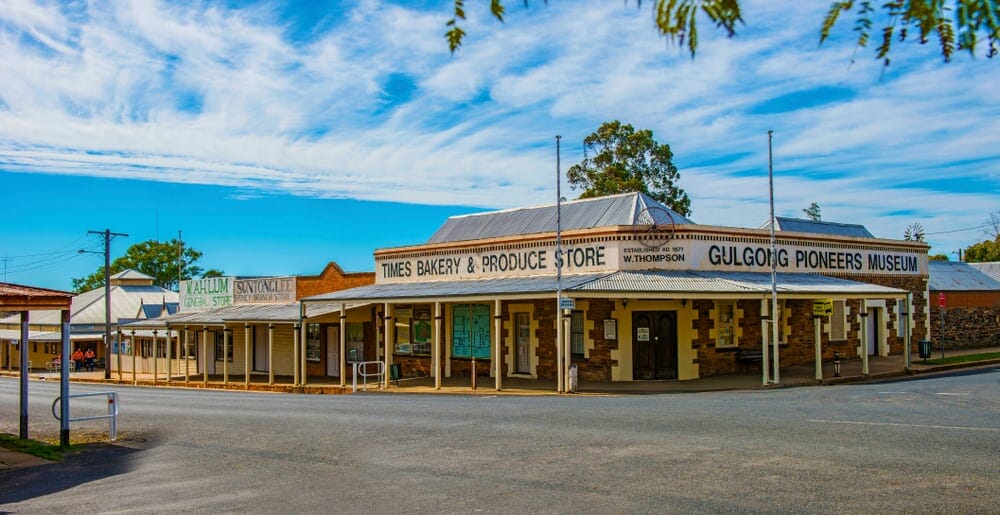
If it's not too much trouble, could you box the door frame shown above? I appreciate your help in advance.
[632,310,678,380]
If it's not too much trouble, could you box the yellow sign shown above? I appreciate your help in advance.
[813,299,834,316]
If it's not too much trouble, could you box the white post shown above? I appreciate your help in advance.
[223,328,230,385]
[300,322,308,386]
[268,323,274,385]
[202,326,209,385]
[340,304,347,389]
[904,293,913,370]
[152,329,158,384]
[761,299,769,386]
[861,300,870,375]
[556,303,564,393]
[384,303,392,388]
[165,326,172,383]
[131,329,137,385]
[434,302,442,390]
[814,316,822,381]
[292,323,300,386]
[183,327,189,384]
[495,298,502,391]
[244,323,250,387]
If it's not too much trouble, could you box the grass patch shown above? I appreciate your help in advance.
[920,351,1000,366]
[0,434,79,461]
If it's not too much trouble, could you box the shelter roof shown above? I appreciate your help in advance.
[760,217,875,238]
[0,283,177,326]
[0,282,73,311]
[928,261,1000,291]
[426,192,692,244]
[304,271,904,303]
[968,262,1000,283]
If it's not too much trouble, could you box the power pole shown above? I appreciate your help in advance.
[177,230,183,291]
[89,229,128,379]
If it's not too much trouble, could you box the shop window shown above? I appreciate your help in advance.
[716,301,737,348]
[394,307,413,355]
[412,307,432,355]
[570,310,585,359]
[214,331,232,362]
[346,322,365,362]
[830,300,847,341]
[452,304,491,359]
[306,324,322,362]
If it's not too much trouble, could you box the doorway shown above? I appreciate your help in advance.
[632,311,678,380]
[866,308,881,356]
[326,326,340,377]
[252,326,269,372]
[515,313,531,374]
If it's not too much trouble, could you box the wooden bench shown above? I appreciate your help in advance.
[736,349,763,372]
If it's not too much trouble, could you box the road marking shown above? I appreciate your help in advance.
[935,392,970,396]
[808,419,999,432]
[877,391,907,394]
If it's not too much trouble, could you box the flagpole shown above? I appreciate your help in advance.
[768,130,779,384]
[555,135,564,393]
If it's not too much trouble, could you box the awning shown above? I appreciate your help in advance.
[303,271,906,304]
[119,302,370,327]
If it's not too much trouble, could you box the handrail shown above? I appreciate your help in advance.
[352,361,384,392]
[52,391,119,441]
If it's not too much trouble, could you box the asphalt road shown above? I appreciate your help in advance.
[1,368,998,513]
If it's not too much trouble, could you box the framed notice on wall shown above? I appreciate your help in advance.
[603,319,617,340]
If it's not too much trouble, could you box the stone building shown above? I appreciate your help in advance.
[303,192,929,390]
[927,261,1000,349]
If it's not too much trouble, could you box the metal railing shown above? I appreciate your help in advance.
[51,391,120,441]
[352,361,384,392]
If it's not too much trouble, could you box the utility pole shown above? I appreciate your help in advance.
[177,230,183,291]
[89,229,128,379]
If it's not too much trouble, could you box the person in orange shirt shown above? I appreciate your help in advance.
[71,348,84,372]
[84,348,96,371]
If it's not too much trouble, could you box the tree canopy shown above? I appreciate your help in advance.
[803,202,822,221]
[72,239,223,293]
[962,210,1000,262]
[567,120,691,216]
[447,1,999,65]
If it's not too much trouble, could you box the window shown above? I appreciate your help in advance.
[452,304,491,358]
[214,331,232,362]
[394,307,412,354]
[570,310,585,359]
[346,322,365,362]
[830,300,846,341]
[716,301,737,348]
[412,307,432,355]
[896,299,906,337]
[306,324,322,362]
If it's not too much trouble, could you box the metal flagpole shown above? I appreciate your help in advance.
[555,135,564,393]
[767,130,779,384]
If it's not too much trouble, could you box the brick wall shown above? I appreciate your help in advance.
[295,262,374,299]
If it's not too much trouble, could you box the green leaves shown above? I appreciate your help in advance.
[822,0,999,65]
[567,120,692,217]
[655,0,743,56]
[71,239,221,292]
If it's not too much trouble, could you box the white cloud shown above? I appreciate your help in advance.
[0,0,996,257]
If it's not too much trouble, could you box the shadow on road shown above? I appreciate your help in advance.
[0,439,149,505]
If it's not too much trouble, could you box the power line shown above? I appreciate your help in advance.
[925,223,994,236]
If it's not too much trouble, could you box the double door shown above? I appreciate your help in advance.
[632,311,678,380]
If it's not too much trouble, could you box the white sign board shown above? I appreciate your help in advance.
[234,276,296,304]
[179,277,234,312]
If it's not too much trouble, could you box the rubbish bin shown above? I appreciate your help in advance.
[918,340,932,360]
[568,363,578,393]
[389,363,401,386]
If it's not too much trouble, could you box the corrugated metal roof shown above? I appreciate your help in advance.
[305,271,902,302]
[929,261,1000,291]
[574,271,904,295]
[304,274,611,302]
[968,262,1000,283]
[111,269,155,280]
[426,192,692,244]
[0,284,178,326]
[760,217,875,238]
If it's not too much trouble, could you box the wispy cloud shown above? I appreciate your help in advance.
[0,0,996,255]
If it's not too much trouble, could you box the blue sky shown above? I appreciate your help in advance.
[1,0,997,291]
